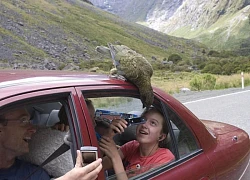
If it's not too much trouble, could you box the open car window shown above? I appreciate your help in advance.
[0,93,76,178]
[83,95,175,179]
[90,96,143,115]
[88,96,144,146]
[84,94,200,179]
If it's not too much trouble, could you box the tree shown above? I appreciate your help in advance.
[208,50,220,57]
[202,49,206,55]
[202,64,222,74]
[168,54,182,64]
[222,63,234,75]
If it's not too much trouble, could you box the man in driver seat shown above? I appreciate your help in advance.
[0,107,102,180]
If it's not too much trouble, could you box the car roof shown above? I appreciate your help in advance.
[0,69,132,99]
[0,69,109,83]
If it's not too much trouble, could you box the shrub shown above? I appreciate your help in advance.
[202,74,216,90]
[222,63,235,75]
[208,50,220,57]
[189,74,216,91]
[168,54,182,64]
[245,78,250,86]
[58,63,66,70]
[189,76,203,91]
[202,64,222,74]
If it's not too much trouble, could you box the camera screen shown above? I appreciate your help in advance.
[82,151,97,164]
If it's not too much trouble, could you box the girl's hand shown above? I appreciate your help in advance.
[99,136,120,160]
[110,118,128,134]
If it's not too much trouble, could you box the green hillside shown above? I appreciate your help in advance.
[164,2,250,55]
[0,0,208,71]
[195,9,250,55]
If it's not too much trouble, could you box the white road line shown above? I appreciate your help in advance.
[239,157,250,180]
[183,89,250,105]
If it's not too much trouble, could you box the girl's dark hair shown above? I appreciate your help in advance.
[141,107,169,148]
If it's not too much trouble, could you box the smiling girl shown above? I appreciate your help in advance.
[100,107,175,180]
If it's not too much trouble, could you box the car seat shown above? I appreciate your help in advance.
[19,127,74,177]
[19,109,74,178]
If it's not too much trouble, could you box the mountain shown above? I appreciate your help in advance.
[90,0,250,55]
[90,0,156,22]
[0,0,207,70]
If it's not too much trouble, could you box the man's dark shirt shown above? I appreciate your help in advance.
[0,159,50,180]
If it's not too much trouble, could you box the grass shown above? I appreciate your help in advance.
[215,73,250,89]
[151,71,191,93]
[151,71,250,94]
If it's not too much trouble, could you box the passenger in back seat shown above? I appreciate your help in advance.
[0,107,102,180]
[85,99,116,141]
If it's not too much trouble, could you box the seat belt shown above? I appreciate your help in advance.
[22,143,70,180]
[40,143,70,167]
[41,130,72,167]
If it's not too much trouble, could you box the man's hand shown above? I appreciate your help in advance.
[57,150,102,180]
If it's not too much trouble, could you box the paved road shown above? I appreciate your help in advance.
[173,87,250,180]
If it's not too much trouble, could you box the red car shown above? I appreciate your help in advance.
[0,69,249,180]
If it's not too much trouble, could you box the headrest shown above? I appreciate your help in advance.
[127,111,142,117]
[47,110,60,126]
[32,110,60,127]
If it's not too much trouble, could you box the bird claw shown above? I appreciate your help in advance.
[109,74,127,81]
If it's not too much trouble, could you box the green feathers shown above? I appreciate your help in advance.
[107,43,154,109]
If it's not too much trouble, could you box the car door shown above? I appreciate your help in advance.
[75,85,215,180]
[0,87,96,178]
[146,101,215,180]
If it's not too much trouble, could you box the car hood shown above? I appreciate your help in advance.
[201,119,239,135]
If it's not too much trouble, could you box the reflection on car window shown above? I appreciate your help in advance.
[166,108,199,158]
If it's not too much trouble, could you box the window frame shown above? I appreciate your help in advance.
[75,86,205,179]
[0,87,85,166]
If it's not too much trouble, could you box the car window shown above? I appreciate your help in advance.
[165,107,200,158]
[0,94,76,178]
[82,91,201,179]
[83,95,176,179]
[87,96,144,146]
[91,96,143,113]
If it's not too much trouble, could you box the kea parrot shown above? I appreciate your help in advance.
[96,43,154,109]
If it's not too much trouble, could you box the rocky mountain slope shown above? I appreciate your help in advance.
[0,0,207,70]
[90,0,250,55]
